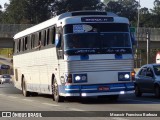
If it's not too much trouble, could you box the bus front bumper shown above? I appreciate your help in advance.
[60,82,135,97]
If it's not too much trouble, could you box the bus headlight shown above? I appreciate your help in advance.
[118,72,130,81]
[124,74,130,79]
[75,76,81,81]
[74,74,87,83]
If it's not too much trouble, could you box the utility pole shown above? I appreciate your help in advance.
[146,30,150,64]
[136,0,140,68]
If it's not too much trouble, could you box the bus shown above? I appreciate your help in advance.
[13,11,135,102]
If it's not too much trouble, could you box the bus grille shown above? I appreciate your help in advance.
[66,59,134,72]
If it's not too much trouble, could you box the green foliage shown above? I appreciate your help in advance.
[50,0,104,16]
[105,0,138,24]
[2,0,27,24]
[24,0,53,24]
[1,0,53,24]
[0,0,160,28]
[0,5,3,22]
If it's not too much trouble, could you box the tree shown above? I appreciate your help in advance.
[51,0,104,16]
[139,7,154,27]
[2,0,27,24]
[0,5,3,22]
[2,0,53,24]
[25,0,53,24]
[150,0,160,27]
[103,0,118,5]
[105,0,138,26]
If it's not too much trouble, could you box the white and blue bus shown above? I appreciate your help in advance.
[13,11,135,102]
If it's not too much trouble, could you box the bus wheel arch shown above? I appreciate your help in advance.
[51,74,64,102]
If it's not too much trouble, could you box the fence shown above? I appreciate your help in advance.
[135,27,160,68]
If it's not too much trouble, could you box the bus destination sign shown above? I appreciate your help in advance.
[81,17,114,22]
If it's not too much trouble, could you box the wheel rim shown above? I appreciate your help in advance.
[54,82,58,97]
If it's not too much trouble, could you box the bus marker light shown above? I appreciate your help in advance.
[120,91,125,94]
[81,93,87,96]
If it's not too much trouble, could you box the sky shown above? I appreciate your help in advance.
[0,0,155,10]
[137,0,154,9]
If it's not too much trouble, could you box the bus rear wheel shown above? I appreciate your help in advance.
[52,79,64,102]
[22,77,30,97]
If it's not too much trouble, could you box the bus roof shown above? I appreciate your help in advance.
[14,11,129,39]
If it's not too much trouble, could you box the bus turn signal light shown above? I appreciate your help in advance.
[131,71,135,81]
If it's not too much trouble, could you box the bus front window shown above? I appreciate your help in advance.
[64,34,100,50]
[64,33,131,50]
[101,33,131,48]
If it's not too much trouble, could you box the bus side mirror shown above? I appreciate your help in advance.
[55,34,61,48]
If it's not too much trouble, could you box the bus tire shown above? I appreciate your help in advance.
[52,79,64,102]
[22,77,30,97]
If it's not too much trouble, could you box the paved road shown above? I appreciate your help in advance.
[0,84,160,120]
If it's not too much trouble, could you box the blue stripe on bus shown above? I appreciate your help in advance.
[65,83,134,93]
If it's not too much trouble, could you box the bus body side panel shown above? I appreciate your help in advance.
[13,47,58,95]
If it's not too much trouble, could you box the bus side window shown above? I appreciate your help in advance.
[22,38,25,51]
[38,31,42,48]
[35,32,39,48]
[24,37,28,50]
[17,39,19,53]
[34,32,42,50]
[46,29,50,45]
[53,27,56,44]
[49,27,53,44]
[14,40,18,53]
[27,35,31,50]
[18,39,21,52]
[41,30,46,47]
[31,34,35,49]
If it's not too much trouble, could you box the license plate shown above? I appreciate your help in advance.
[98,86,109,91]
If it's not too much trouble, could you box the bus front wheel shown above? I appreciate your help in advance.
[22,77,30,97]
[52,79,64,102]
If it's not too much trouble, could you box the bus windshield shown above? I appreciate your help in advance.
[64,33,131,50]
[63,23,132,55]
